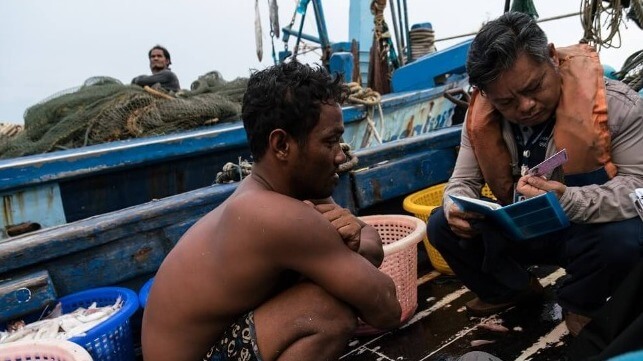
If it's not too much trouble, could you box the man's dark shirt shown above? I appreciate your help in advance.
[132,69,180,92]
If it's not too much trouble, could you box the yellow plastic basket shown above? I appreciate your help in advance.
[402,183,494,275]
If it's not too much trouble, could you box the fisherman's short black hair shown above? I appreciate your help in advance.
[467,11,549,91]
[148,45,172,66]
[241,61,349,162]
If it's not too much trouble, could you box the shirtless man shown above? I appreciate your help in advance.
[142,61,402,361]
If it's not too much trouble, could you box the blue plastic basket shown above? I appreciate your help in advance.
[61,287,139,361]
[138,277,154,309]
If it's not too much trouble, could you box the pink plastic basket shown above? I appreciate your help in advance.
[0,340,93,361]
[355,214,426,335]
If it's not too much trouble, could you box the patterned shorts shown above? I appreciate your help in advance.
[203,311,263,361]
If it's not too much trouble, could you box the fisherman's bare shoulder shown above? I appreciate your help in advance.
[223,188,335,240]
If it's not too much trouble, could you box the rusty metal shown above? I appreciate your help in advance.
[1,184,66,240]
[6,222,41,237]
[444,87,471,109]
[133,246,153,263]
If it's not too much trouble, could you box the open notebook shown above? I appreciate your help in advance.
[449,191,570,241]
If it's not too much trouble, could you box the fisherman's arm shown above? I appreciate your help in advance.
[443,117,488,238]
[305,198,384,267]
[564,91,643,223]
[132,70,175,88]
[519,85,643,223]
[443,118,488,207]
[275,200,400,329]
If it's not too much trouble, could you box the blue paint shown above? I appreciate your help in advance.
[391,39,472,92]
[1,184,66,239]
[602,64,617,79]
[349,0,374,86]
[329,52,354,80]
[310,0,331,49]
[411,22,432,30]
[0,271,57,323]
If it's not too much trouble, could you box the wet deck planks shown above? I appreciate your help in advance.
[341,263,572,361]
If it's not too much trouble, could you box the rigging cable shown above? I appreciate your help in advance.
[580,0,624,49]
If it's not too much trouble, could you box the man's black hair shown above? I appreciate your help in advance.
[467,11,549,91]
[148,45,172,67]
[241,61,349,161]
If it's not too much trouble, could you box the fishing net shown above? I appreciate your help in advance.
[615,49,643,91]
[0,72,248,159]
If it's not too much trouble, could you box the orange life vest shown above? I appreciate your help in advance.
[466,44,616,205]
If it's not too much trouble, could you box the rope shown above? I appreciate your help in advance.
[615,49,643,91]
[580,0,625,49]
[214,158,253,184]
[627,0,643,29]
[143,85,174,100]
[346,82,384,145]
[347,82,381,106]
[338,142,359,173]
[369,0,397,90]
[213,144,359,184]
[0,123,24,139]
[407,26,436,62]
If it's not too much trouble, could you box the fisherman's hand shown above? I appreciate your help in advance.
[304,201,362,251]
[445,202,483,239]
[517,175,566,199]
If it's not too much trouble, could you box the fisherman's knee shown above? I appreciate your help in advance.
[427,207,450,249]
[591,221,641,268]
[296,283,357,337]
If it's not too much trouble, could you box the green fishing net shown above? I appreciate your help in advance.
[0,72,248,159]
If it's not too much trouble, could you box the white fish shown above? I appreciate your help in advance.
[255,0,263,61]
[2,327,37,343]
[47,303,63,319]
[479,322,510,332]
[0,297,123,344]
[269,0,280,38]
[470,339,496,347]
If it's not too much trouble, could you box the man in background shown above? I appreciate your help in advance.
[132,45,180,92]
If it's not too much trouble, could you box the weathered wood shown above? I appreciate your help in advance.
[0,270,56,322]
[0,184,237,274]
[352,148,457,208]
[355,125,461,166]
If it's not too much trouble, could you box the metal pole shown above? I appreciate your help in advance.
[396,0,405,50]
[402,0,411,62]
[434,12,581,43]
[389,0,404,65]
[292,8,308,60]
[311,0,330,50]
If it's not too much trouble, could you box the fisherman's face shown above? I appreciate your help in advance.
[291,103,346,199]
[149,49,170,73]
[483,45,562,127]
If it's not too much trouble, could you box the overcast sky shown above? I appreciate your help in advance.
[1,0,641,124]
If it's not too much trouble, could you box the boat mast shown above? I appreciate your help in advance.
[349,0,375,87]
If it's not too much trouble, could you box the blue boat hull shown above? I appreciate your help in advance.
[0,45,471,319]
[0,76,467,239]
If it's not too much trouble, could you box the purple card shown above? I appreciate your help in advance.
[528,148,568,177]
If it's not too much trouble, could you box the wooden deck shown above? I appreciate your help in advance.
[340,253,571,361]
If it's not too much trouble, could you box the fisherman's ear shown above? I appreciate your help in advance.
[268,129,291,160]
[548,43,560,67]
